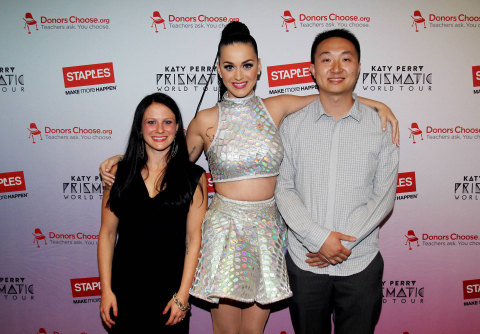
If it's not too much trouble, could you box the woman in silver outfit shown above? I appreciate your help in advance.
[100,22,398,334]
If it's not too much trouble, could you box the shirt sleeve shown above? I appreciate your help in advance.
[275,120,331,253]
[342,125,399,249]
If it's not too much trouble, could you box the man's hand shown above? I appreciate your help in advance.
[305,252,330,268]
[318,232,356,265]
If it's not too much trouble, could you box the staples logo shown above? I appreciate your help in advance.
[267,62,313,88]
[0,171,26,193]
[206,172,215,193]
[70,277,101,298]
[397,172,416,194]
[463,279,480,300]
[472,66,480,87]
[411,10,427,32]
[62,62,115,88]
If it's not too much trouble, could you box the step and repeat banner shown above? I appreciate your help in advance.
[1,0,479,333]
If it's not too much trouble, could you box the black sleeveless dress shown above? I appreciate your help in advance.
[108,163,204,333]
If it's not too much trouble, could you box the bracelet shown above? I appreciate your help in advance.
[173,293,191,312]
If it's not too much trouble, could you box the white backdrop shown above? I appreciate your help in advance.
[1,0,480,333]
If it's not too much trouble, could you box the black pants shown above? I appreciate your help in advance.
[286,252,384,334]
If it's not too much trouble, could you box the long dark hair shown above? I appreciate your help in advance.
[108,93,197,207]
[195,21,258,115]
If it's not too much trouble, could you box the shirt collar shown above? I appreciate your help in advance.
[315,93,362,123]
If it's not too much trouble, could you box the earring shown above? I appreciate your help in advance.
[139,143,145,159]
[171,138,178,158]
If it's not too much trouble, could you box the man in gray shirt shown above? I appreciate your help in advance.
[275,29,399,334]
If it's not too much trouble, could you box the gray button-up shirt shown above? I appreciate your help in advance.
[275,96,399,276]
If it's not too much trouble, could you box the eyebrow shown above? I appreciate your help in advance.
[318,51,354,57]
[221,59,255,64]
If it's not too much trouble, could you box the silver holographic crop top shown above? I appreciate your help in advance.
[206,93,284,183]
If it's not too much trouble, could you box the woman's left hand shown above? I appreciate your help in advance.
[163,297,188,326]
[376,104,400,146]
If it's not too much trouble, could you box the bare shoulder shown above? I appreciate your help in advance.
[189,105,218,131]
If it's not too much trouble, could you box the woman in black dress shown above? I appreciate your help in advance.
[97,93,207,333]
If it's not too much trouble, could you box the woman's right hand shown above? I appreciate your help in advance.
[100,290,118,328]
[99,155,123,187]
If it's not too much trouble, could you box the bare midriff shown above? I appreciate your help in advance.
[213,176,277,201]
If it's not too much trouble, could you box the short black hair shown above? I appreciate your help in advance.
[310,29,361,64]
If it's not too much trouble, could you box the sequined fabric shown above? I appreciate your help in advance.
[190,194,292,304]
[206,94,284,182]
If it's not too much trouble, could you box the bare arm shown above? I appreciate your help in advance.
[264,94,399,146]
[163,173,208,325]
[186,116,206,162]
[99,155,123,187]
[263,94,318,125]
[97,182,119,328]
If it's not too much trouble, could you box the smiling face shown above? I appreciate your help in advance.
[217,42,261,98]
[310,37,361,98]
[141,102,178,156]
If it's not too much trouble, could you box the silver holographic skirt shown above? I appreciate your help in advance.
[190,193,292,305]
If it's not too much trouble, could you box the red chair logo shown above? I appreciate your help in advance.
[408,122,423,144]
[151,11,166,32]
[27,122,43,144]
[411,10,426,32]
[23,12,38,34]
[281,10,296,32]
[33,228,47,248]
[405,230,419,250]
[37,329,47,334]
